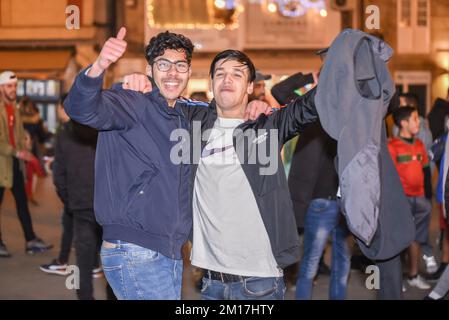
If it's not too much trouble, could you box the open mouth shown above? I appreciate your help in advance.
[163,79,181,89]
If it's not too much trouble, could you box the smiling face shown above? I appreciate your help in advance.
[401,110,421,136]
[147,49,191,107]
[212,58,253,118]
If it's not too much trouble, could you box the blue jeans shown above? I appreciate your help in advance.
[295,198,350,300]
[100,240,183,300]
[201,275,285,300]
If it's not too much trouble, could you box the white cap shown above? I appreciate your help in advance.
[0,71,18,85]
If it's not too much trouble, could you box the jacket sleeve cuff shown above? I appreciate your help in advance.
[75,65,105,92]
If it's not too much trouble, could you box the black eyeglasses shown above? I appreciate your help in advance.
[152,58,190,73]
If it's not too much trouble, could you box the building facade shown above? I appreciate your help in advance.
[1,0,448,117]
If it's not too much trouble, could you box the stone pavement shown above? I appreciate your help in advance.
[0,176,443,300]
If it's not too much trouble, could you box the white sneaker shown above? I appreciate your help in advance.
[407,275,431,290]
[423,255,438,274]
[402,284,407,292]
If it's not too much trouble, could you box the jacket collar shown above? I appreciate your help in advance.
[145,87,181,117]
[207,99,255,124]
[207,99,218,117]
[208,99,260,129]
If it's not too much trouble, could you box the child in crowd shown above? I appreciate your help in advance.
[388,106,433,290]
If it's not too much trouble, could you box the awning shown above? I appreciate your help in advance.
[0,50,73,75]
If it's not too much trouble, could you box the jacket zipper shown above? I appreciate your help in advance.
[171,114,183,259]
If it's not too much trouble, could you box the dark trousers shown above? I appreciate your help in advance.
[0,158,36,242]
[376,254,403,300]
[58,208,74,264]
[58,208,101,267]
[73,209,101,300]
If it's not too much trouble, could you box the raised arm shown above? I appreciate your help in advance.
[267,87,318,144]
[64,27,136,131]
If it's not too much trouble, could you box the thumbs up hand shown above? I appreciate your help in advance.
[89,27,127,77]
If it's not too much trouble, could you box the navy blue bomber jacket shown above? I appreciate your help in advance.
[64,68,207,259]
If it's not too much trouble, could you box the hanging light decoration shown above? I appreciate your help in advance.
[267,2,277,13]
[264,0,326,18]
[277,0,306,17]
[146,0,244,30]
[214,0,240,10]
[214,0,226,9]
[146,0,326,30]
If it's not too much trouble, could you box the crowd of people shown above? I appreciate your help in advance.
[1,27,449,301]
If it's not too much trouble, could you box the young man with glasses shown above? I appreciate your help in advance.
[64,28,204,300]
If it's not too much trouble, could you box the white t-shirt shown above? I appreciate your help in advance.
[191,117,282,277]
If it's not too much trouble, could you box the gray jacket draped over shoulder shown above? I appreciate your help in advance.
[315,29,415,260]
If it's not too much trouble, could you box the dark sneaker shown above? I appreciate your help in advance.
[26,238,53,254]
[39,259,68,275]
[0,241,11,258]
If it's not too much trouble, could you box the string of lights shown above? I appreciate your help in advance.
[146,0,244,30]
[249,0,327,17]
[146,0,327,31]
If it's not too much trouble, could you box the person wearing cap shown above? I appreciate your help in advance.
[248,70,271,103]
[0,71,52,257]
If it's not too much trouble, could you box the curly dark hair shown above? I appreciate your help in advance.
[145,31,194,65]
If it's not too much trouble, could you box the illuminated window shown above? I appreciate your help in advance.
[397,0,430,54]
